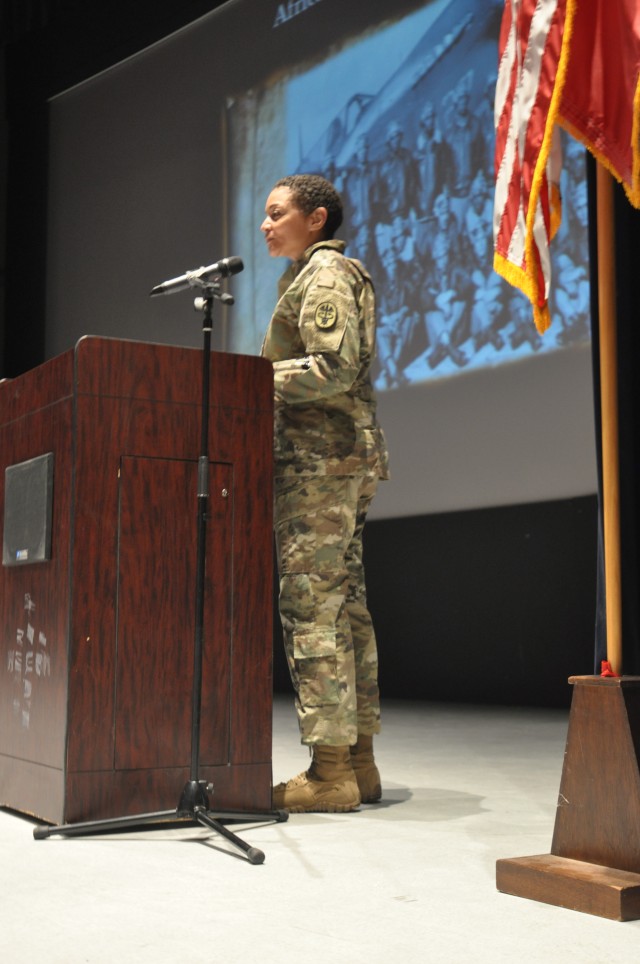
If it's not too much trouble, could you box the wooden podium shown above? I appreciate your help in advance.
[0,337,274,825]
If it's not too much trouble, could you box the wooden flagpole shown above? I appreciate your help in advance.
[496,165,640,922]
[596,163,623,674]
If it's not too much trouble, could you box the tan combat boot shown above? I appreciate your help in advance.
[272,745,361,813]
[350,734,382,803]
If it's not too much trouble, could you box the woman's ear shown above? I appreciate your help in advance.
[309,206,328,234]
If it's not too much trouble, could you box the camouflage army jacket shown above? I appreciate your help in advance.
[261,239,389,479]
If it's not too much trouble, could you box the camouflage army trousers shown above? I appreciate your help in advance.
[274,473,381,746]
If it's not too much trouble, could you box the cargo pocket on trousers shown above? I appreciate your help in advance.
[293,628,340,708]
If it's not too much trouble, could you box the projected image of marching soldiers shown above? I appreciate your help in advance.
[441,75,485,206]
[342,134,379,272]
[463,170,506,353]
[378,121,418,245]
[310,59,590,387]
[508,293,543,352]
[415,102,451,220]
[376,247,420,389]
[416,187,460,263]
[421,229,470,370]
[551,136,590,347]
[476,73,498,180]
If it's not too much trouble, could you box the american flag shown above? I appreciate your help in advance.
[493,0,640,333]
[493,0,572,334]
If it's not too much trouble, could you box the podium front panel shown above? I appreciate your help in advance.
[0,338,274,822]
[114,455,232,771]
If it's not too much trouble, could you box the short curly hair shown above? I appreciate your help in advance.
[274,173,343,238]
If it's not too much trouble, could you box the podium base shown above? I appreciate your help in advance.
[497,854,640,921]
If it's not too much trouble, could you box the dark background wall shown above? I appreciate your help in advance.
[1,1,599,708]
[1,0,226,377]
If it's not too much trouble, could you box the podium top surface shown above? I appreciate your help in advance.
[569,675,640,688]
[0,336,273,422]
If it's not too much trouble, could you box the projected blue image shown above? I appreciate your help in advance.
[228,0,590,387]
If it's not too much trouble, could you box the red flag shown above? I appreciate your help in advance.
[560,0,640,206]
[493,0,640,333]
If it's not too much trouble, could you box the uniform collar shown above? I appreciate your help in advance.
[278,239,346,294]
[296,238,346,267]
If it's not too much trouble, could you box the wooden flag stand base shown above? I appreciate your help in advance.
[497,676,640,920]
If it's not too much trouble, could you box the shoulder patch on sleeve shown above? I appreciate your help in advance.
[315,302,338,330]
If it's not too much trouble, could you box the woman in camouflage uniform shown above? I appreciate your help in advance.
[261,174,389,812]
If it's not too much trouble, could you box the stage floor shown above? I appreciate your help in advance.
[1,696,637,962]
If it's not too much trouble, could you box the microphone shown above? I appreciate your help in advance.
[150,256,244,296]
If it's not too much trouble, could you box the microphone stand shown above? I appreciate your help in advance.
[33,280,287,863]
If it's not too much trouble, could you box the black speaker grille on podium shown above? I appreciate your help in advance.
[3,453,54,567]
